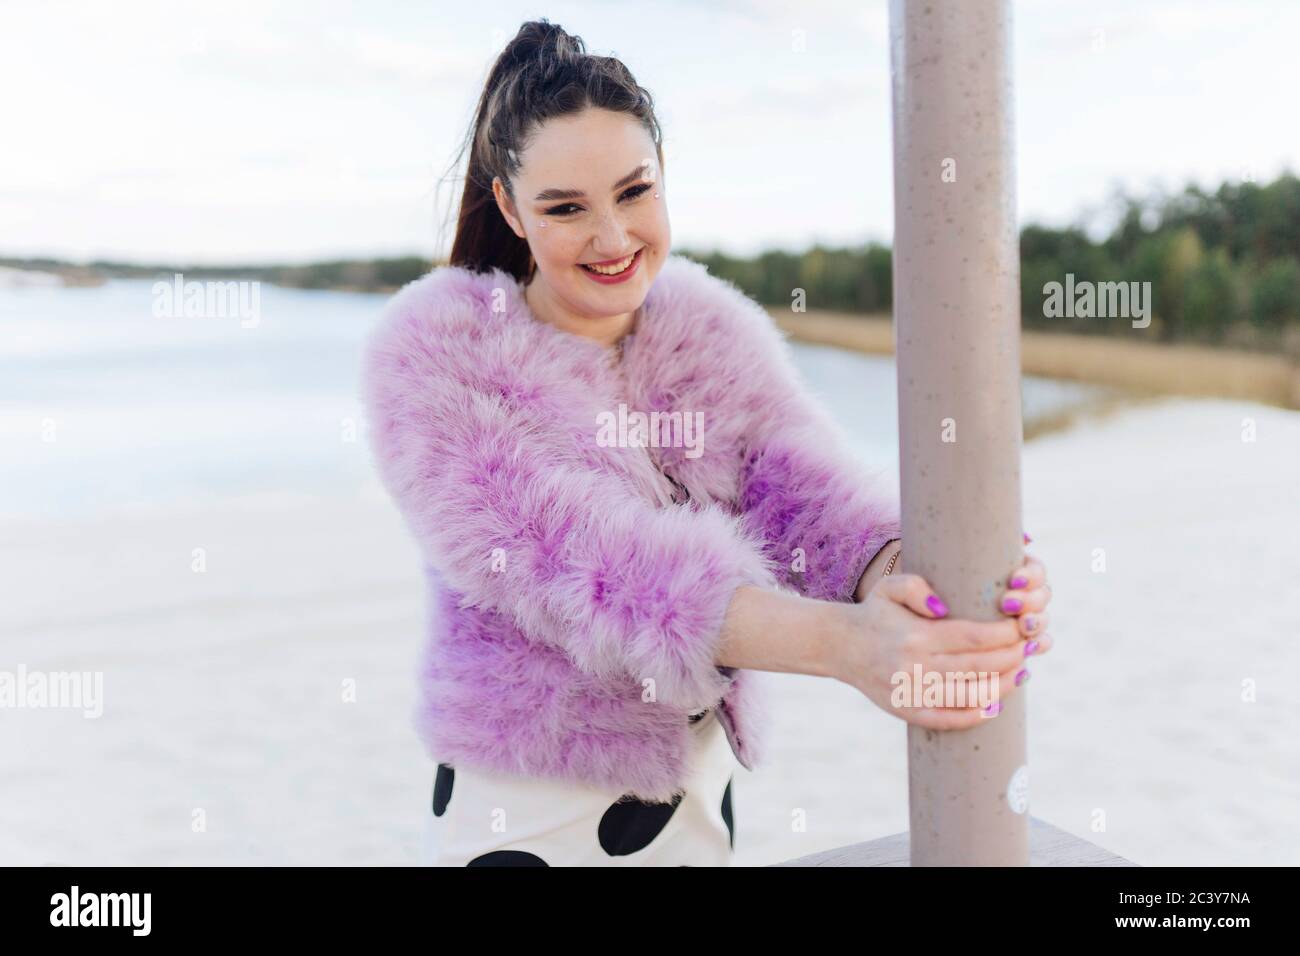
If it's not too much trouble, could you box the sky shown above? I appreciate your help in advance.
[2,0,1297,265]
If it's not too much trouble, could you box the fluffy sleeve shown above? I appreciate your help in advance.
[360,274,782,712]
[725,292,903,603]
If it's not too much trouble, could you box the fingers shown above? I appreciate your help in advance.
[1022,630,1053,657]
[1000,583,1050,616]
[905,706,989,731]
[1002,550,1053,642]
[875,540,1052,731]
[1006,554,1046,591]
[881,571,1047,654]
[882,566,1051,625]
[1000,583,1050,643]
[1001,555,1051,632]
[877,572,949,619]
[1017,609,1049,641]
[932,636,1032,676]
[929,616,1022,654]
[900,658,1031,731]
[923,619,1052,687]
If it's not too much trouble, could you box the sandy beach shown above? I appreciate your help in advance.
[2,279,1296,866]
[3,389,1296,866]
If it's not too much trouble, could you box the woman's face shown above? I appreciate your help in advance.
[493,107,670,321]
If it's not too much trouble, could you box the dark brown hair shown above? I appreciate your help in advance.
[443,19,664,282]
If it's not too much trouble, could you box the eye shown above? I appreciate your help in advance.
[542,183,653,217]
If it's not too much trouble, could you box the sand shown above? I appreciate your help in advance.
[3,394,1296,866]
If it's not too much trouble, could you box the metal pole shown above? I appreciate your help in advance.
[888,0,1028,865]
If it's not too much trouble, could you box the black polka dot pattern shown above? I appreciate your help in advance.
[598,792,684,856]
[432,762,454,817]
[721,775,734,849]
[467,850,549,867]
[428,753,732,864]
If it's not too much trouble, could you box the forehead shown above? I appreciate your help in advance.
[516,108,656,185]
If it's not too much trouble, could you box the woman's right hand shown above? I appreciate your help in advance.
[832,573,1051,730]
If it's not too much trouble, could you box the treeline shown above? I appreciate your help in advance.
[1019,172,1300,345]
[8,173,1296,351]
[0,256,431,293]
[678,243,894,322]
[265,257,430,291]
[683,172,1300,352]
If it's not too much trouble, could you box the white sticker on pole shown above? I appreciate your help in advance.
[1007,765,1030,814]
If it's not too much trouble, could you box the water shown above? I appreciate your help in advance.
[2,280,383,518]
[1,279,1106,519]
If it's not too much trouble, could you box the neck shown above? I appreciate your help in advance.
[523,275,636,349]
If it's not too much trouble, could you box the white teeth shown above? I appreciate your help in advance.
[582,252,637,275]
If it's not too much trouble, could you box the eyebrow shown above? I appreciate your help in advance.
[533,164,650,202]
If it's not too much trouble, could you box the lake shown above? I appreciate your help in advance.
[0,278,1107,519]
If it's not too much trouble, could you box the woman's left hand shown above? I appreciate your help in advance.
[999,541,1053,657]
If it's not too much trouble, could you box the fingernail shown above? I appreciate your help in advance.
[1015,668,1030,686]
[1001,596,1023,613]
[983,700,1002,716]
[1024,615,1038,632]
[1024,639,1040,657]
[1023,532,1032,544]
[1009,575,1028,589]
[926,594,949,617]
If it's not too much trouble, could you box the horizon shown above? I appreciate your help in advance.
[9,167,1296,272]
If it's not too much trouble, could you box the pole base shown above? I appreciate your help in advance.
[771,817,1136,866]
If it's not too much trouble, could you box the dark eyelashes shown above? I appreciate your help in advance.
[544,183,653,217]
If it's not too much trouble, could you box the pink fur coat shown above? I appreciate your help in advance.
[360,254,901,801]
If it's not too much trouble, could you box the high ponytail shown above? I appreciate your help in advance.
[442,19,664,282]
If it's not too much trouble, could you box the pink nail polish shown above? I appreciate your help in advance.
[1024,615,1037,631]
[1001,596,1022,613]
[1009,575,1028,589]
[1024,639,1039,656]
[983,700,1002,716]
[1015,668,1030,686]
[926,594,949,617]
[1023,532,1032,544]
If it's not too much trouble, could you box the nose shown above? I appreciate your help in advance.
[590,205,631,257]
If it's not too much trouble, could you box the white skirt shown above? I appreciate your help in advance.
[421,709,738,866]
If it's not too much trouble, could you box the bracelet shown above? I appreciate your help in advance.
[882,541,902,576]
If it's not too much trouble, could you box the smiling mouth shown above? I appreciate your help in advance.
[579,248,643,276]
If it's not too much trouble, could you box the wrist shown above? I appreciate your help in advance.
[855,537,902,602]
[813,598,858,682]
[719,586,859,680]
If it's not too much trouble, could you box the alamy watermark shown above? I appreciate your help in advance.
[0,664,103,718]
[596,402,704,459]
[891,664,1002,715]
[1042,273,1151,328]
[50,886,150,936]
[152,273,260,328]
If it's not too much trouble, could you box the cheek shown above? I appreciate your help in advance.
[531,223,584,264]
[643,199,670,246]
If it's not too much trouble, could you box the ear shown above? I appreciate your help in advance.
[492,176,527,240]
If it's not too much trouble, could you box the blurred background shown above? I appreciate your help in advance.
[1,0,1296,866]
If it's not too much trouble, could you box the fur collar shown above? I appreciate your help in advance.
[370,253,822,513]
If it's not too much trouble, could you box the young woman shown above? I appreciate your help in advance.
[360,19,1053,867]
